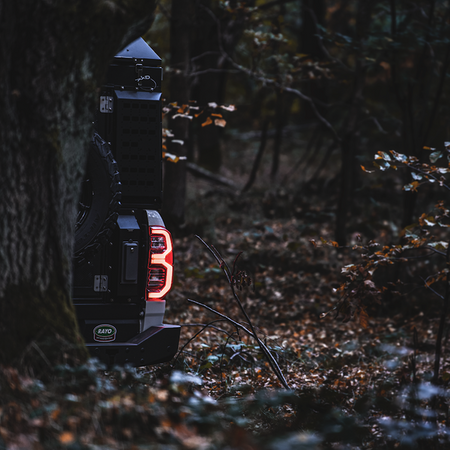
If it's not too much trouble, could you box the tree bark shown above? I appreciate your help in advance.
[0,0,156,369]
[334,0,375,245]
[191,0,254,172]
[299,0,326,121]
[162,0,193,230]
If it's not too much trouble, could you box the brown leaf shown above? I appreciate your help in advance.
[59,432,75,444]
[359,308,369,329]
[202,117,213,127]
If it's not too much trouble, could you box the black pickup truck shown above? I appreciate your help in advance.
[72,38,180,367]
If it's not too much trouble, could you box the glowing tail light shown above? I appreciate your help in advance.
[147,227,173,300]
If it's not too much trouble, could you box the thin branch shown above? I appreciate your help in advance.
[303,5,353,74]
[196,235,232,281]
[188,298,290,389]
[188,68,241,78]
[173,319,231,366]
[421,277,445,301]
[180,322,235,336]
[361,116,388,134]
[190,50,221,62]
[30,342,52,369]
[186,161,239,190]
[304,142,338,186]
[280,124,322,186]
[241,120,269,193]
[256,0,296,11]
[426,246,447,257]
[200,3,341,145]
[393,161,450,192]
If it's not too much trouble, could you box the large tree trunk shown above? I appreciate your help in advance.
[0,0,156,369]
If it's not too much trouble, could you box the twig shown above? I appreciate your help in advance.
[172,319,230,366]
[31,342,52,369]
[186,161,239,190]
[242,120,269,193]
[200,3,341,145]
[188,297,290,389]
[180,322,234,336]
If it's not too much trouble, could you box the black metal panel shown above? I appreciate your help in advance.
[72,244,109,301]
[74,303,142,320]
[86,325,180,367]
[105,66,162,91]
[117,214,142,297]
[114,90,162,209]
[82,319,140,343]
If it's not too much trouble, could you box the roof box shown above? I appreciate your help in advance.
[113,38,161,67]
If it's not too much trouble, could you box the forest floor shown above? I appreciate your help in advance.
[166,129,441,394]
[1,131,449,449]
[157,130,449,447]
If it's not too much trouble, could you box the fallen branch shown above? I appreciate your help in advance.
[186,161,239,190]
[194,235,290,389]
[188,298,290,389]
[173,319,231,367]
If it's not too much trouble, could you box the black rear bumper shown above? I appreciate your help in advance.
[86,324,180,367]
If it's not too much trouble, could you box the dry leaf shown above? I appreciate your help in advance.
[220,104,236,111]
[59,432,75,444]
[214,118,226,127]
[202,117,213,127]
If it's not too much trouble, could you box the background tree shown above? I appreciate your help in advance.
[190,0,254,173]
[162,0,194,229]
[0,0,156,369]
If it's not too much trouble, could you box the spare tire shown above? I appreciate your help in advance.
[74,133,121,265]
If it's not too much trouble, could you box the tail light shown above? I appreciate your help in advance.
[147,226,173,300]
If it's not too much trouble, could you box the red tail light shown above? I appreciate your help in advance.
[147,227,173,300]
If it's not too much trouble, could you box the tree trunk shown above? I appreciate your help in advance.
[334,0,374,245]
[299,0,327,120]
[0,0,156,369]
[191,0,254,172]
[162,0,193,230]
[191,0,224,172]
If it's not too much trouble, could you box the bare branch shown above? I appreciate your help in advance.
[186,162,239,190]
[256,0,297,11]
[173,319,232,366]
[189,68,241,78]
[199,3,341,144]
[303,5,353,74]
[188,298,290,389]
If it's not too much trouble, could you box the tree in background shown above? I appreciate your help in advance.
[150,0,450,244]
[0,0,156,369]
[190,0,255,172]
[162,0,194,229]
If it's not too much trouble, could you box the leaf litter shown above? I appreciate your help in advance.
[2,148,450,448]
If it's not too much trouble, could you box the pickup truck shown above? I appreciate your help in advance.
[72,38,180,367]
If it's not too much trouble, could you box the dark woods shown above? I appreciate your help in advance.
[151,0,450,243]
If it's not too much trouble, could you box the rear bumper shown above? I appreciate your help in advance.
[86,324,180,367]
